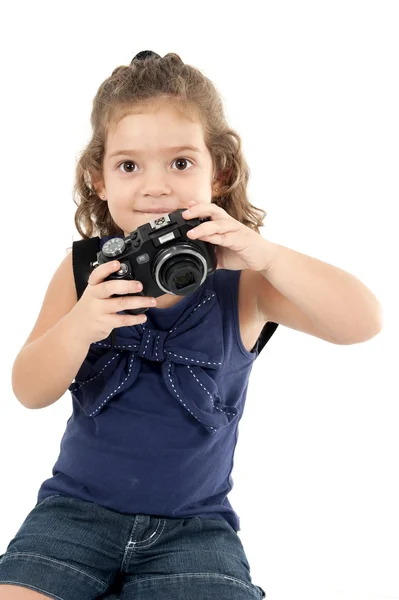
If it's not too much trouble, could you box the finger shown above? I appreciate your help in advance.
[187,220,237,240]
[96,278,144,300]
[111,312,148,329]
[88,260,122,286]
[107,294,156,314]
[183,203,225,220]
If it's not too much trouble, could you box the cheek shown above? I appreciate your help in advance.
[190,182,213,203]
[110,196,133,210]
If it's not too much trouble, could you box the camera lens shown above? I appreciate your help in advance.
[174,272,195,289]
[163,256,202,294]
[153,244,208,296]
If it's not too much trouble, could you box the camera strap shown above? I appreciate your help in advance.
[72,236,101,301]
[256,321,279,355]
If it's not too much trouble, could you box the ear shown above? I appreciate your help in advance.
[212,181,222,198]
[212,175,228,198]
[213,167,232,189]
[92,178,106,200]
[216,168,232,178]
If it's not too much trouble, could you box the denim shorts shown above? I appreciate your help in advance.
[0,494,266,600]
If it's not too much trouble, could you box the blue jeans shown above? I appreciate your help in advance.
[0,494,266,599]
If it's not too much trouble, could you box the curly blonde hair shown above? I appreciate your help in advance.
[73,52,267,239]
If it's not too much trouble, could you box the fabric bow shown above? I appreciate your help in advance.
[69,290,238,434]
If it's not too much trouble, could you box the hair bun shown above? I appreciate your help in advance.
[131,50,161,63]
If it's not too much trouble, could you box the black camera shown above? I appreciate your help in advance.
[91,208,217,315]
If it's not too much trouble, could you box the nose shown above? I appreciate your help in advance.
[140,168,172,197]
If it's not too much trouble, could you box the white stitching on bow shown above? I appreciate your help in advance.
[166,362,216,432]
[70,352,121,391]
[88,355,136,417]
[186,366,236,417]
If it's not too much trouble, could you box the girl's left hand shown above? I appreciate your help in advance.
[182,201,276,272]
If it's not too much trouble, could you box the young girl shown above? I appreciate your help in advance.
[0,51,381,600]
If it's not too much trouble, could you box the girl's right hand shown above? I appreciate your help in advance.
[67,260,156,345]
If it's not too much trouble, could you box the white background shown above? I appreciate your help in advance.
[0,2,397,599]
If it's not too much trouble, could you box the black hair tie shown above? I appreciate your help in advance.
[131,50,161,63]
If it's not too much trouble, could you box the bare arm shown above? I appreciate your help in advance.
[11,250,90,409]
[11,250,156,409]
[11,313,91,409]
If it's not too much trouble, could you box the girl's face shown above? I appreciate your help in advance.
[98,102,217,237]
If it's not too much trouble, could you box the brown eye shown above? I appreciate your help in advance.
[172,158,193,171]
[119,161,137,173]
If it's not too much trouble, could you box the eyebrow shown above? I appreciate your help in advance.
[108,145,202,159]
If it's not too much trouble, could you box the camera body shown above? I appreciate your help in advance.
[91,208,217,315]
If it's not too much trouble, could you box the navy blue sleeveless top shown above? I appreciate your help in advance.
[37,237,274,531]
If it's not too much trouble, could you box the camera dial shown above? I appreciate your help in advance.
[102,238,126,257]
